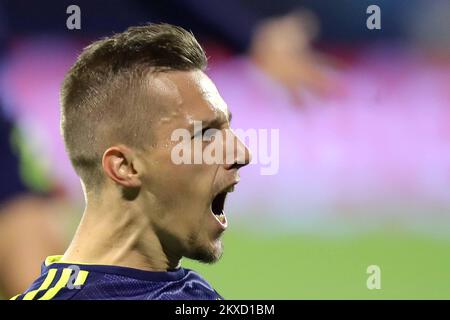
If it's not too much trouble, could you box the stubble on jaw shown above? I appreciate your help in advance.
[185,236,224,264]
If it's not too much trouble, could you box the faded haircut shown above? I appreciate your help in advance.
[60,23,207,191]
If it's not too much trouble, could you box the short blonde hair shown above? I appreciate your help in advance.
[60,23,207,190]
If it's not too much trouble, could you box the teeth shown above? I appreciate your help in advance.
[217,212,226,224]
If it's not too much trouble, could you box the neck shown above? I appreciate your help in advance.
[62,192,181,271]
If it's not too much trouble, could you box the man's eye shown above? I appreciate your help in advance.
[192,127,212,139]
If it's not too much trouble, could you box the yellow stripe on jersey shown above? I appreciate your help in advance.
[10,294,20,300]
[38,268,73,300]
[74,270,89,286]
[44,255,63,266]
[22,268,58,300]
[44,255,98,267]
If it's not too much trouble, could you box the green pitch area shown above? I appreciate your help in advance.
[2,228,449,300]
[183,229,450,299]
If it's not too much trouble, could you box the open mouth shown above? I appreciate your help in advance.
[210,185,235,228]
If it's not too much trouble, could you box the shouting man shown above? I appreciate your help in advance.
[11,23,250,300]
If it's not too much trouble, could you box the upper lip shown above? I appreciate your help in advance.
[214,179,239,197]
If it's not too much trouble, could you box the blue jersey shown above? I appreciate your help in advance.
[11,256,223,300]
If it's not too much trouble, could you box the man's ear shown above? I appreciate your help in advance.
[102,146,141,188]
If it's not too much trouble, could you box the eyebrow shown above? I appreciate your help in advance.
[204,109,232,126]
[192,109,232,132]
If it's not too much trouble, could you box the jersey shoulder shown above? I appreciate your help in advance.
[10,262,89,300]
[11,256,223,300]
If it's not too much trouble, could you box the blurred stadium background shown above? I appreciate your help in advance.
[1,0,450,299]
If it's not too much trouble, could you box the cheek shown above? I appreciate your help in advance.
[141,143,219,213]
[163,159,218,200]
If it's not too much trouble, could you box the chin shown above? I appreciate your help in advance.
[187,239,224,264]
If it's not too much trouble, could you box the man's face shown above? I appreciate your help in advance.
[137,70,250,263]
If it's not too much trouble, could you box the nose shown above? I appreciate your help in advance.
[224,130,252,170]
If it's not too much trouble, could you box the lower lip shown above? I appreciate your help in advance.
[212,211,228,230]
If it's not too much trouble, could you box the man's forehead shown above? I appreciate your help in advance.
[152,70,229,124]
[194,72,228,118]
